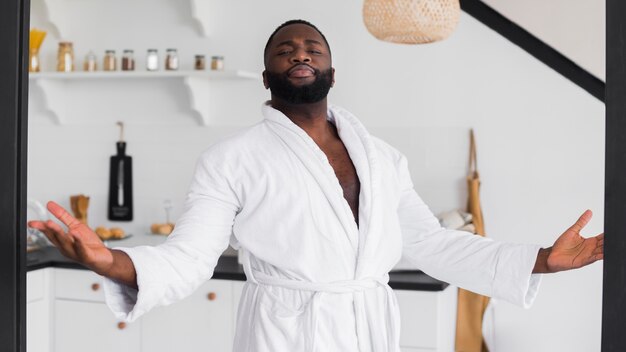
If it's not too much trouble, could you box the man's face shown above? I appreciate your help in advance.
[263,24,335,104]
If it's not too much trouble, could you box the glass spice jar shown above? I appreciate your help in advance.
[121,50,135,71]
[194,55,206,70]
[165,49,179,71]
[146,49,159,71]
[83,51,97,72]
[210,56,224,71]
[56,42,75,72]
[29,47,41,73]
[103,50,117,71]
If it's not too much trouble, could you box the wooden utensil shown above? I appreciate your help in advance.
[70,194,90,225]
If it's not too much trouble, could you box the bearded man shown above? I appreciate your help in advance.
[29,20,604,352]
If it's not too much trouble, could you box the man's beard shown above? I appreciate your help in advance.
[265,67,333,104]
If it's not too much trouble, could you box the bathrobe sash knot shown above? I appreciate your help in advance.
[247,263,399,352]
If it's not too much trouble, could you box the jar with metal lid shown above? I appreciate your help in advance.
[165,49,179,71]
[121,50,135,71]
[210,56,224,71]
[29,48,41,73]
[194,55,206,70]
[83,51,97,72]
[56,42,75,72]
[103,50,117,71]
[146,49,159,71]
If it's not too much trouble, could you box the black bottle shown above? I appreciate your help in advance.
[108,122,133,221]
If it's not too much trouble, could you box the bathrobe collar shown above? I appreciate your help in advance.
[261,102,382,278]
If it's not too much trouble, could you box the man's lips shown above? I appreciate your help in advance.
[288,64,315,78]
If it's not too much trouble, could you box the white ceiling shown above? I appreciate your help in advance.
[481,0,605,81]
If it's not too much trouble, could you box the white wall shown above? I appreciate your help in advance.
[483,0,605,81]
[28,1,604,351]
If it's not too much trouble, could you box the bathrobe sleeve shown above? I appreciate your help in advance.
[396,154,542,308]
[102,148,241,322]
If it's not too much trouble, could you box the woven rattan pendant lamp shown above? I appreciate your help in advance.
[363,0,461,44]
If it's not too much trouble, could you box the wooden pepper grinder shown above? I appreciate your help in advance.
[70,194,90,225]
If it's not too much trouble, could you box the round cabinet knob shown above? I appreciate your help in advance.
[91,283,100,291]
[117,322,126,330]
[207,292,217,301]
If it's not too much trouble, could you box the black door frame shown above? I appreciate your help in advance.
[0,1,621,351]
[601,0,626,350]
[0,0,29,351]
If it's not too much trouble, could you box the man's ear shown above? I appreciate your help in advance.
[262,70,269,89]
[331,67,336,87]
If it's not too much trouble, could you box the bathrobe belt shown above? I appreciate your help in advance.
[250,269,399,352]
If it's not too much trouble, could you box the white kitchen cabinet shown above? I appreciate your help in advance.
[51,268,237,352]
[54,267,106,302]
[27,300,49,352]
[396,286,457,352]
[232,280,244,332]
[53,268,140,352]
[27,269,51,352]
[142,279,234,352]
[54,300,141,352]
[30,267,456,352]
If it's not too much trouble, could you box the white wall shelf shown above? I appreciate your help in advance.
[37,0,211,39]
[29,70,260,125]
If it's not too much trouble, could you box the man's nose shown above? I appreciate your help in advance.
[290,50,311,63]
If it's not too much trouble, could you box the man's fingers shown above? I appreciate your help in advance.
[46,220,74,243]
[47,201,80,228]
[28,220,61,247]
[28,221,47,232]
[593,245,603,255]
[568,209,593,234]
[45,220,77,257]
[35,225,62,249]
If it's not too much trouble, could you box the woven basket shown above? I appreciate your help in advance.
[363,0,461,44]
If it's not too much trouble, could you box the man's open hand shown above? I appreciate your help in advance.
[28,201,114,275]
[534,209,604,273]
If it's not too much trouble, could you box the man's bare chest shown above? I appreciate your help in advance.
[320,142,361,224]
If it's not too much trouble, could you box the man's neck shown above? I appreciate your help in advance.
[270,97,337,144]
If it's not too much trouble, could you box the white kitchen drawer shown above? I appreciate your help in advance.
[27,299,50,352]
[142,279,234,352]
[396,290,439,348]
[55,300,140,352]
[27,269,45,303]
[54,268,105,302]
[232,280,244,324]
[396,286,457,351]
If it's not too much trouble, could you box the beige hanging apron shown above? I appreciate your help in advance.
[455,129,491,352]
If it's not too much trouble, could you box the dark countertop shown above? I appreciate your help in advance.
[27,246,449,292]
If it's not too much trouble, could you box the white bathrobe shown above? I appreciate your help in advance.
[103,102,541,352]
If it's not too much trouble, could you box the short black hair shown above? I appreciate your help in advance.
[263,20,331,64]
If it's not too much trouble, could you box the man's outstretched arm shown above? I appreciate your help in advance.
[29,149,240,322]
[394,152,603,307]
